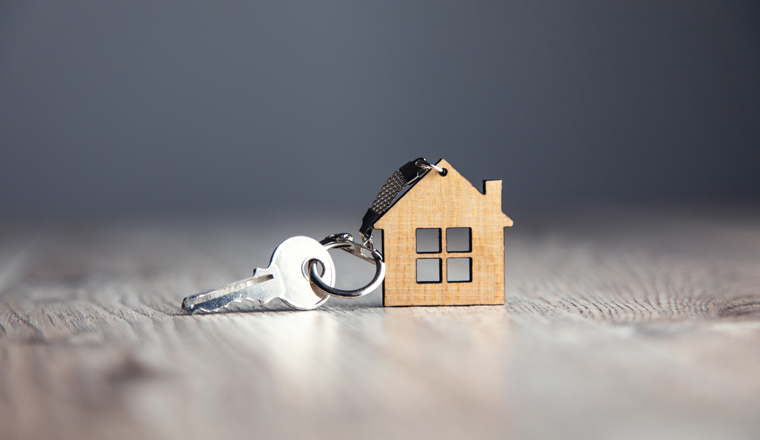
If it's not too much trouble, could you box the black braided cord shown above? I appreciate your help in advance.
[359,158,443,238]
[370,171,407,216]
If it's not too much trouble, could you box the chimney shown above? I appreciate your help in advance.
[484,180,502,206]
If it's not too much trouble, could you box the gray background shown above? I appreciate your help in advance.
[1,1,759,219]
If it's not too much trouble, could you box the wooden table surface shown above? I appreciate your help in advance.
[1,205,759,440]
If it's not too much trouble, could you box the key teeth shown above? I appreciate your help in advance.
[183,296,272,314]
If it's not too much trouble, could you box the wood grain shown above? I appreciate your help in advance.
[0,206,759,440]
[374,159,513,306]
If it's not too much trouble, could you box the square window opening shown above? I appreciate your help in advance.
[446,228,471,253]
[416,228,441,254]
[417,258,442,283]
[447,257,472,283]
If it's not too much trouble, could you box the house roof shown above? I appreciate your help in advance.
[373,158,513,229]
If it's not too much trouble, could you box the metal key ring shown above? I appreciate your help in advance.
[309,234,385,298]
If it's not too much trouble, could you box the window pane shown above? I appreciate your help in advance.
[417,258,442,283]
[416,228,441,253]
[447,258,472,282]
[446,228,471,253]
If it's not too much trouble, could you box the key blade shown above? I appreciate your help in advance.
[182,273,275,313]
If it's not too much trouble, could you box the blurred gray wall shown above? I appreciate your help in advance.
[1,1,759,218]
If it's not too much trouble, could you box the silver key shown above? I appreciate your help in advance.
[182,236,335,313]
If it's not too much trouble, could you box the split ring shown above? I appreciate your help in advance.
[309,234,386,298]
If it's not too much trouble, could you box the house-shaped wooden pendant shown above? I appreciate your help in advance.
[374,159,513,306]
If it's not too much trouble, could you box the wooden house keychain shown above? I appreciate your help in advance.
[181,158,512,313]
